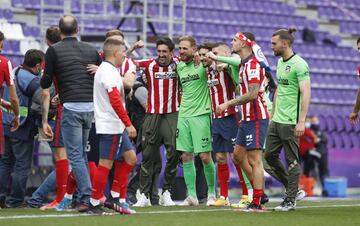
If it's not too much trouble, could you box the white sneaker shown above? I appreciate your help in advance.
[133,193,151,207]
[206,194,217,206]
[296,189,306,201]
[179,196,199,206]
[159,190,176,206]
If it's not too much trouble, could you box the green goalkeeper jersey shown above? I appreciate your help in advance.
[176,61,211,118]
[273,54,310,125]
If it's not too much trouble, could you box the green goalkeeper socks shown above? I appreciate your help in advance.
[203,161,216,195]
[183,161,197,197]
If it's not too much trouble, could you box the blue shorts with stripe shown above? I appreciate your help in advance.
[212,114,238,153]
[98,130,134,161]
[236,119,269,151]
[51,105,64,148]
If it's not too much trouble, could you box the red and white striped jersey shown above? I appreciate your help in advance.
[120,57,136,77]
[207,67,236,119]
[238,55,269,121]
[138,58,180,114]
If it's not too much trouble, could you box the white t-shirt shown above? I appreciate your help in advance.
[94,61,126,134]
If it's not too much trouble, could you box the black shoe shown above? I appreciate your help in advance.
[246,202,262,211]
[86,204,114,215]
[104,197,121,213]
[260,193,269,205]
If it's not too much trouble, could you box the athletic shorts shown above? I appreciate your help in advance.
[176,114,212,153]
[99,134,124,160]
[236,119,269,151]
[212,114,238,153]
[51,105,64,148]
[87,123,100,163]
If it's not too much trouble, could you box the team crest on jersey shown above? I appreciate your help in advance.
[285,65,291,74]
[248,69,259,80]
[155,71,177,79]
[207,79,219,87]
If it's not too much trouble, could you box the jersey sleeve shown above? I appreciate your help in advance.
[127,58,137,75]
[247,60,261,84]
[137,59,152,69]
[4,59,14,86]
[101,69,119,91]
[217,56,241,67]
[297,60,310,83]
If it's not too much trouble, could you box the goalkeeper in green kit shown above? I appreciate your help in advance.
[176,35,216,206]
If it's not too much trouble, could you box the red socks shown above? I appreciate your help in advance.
[88,161,97,186]
[66,170,77,195]
[55,159,69,202]
[91,165,110,200]
[112,161,134,199]
[235,164,249,196]
[252,189,263,206]
[217,163,229,198]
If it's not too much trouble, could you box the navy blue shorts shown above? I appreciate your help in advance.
[212,114,238,153]
[236,119,269,150]
[99,134,124,160]
[51,105,64,148]
[87,123,99,163]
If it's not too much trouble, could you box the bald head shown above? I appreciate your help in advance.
[59,15,78,36]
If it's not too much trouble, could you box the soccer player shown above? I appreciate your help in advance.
[86,37,136,214]
[264,28,311,211]
[0,31,21,208]
[176,35,216,206]
[198,42,252,207]
[208,32,270,211]
[134,37,180,207]
[35,26,70,210]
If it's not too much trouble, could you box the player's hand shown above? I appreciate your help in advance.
[1,99,12,112]
[51,94,60,107]
[194,51,200,68]
[42,122,53,139]
[126,125,137,139]
[216,103,229,116]
[206,51,217,61]
[349,112,359,124]
[10,115,20,132]
[216,63,228,71]
[295,121,305,137]
[87,64,98,75]
[132,40,144,49]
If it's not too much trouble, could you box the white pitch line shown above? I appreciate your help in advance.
[1,204,360,220]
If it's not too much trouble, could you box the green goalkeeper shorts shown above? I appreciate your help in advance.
[176,114,212,153]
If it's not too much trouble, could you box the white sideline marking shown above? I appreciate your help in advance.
[1,204,360,220]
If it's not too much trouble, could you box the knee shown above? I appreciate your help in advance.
[124,150,137,166]
[216,153,227,165]
[200,153,212,165]
[54,148,67,161]
[181,152,193,163]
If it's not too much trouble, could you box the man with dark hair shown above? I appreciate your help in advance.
[27,26,68,210]
[46,26,61,46]
[0,49,44,208]
[264,28,310,211]
[176,35,216,206]
[40,15,102,211]
[134,37,180,207]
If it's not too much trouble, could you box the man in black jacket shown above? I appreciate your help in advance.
[40,15,102,211]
